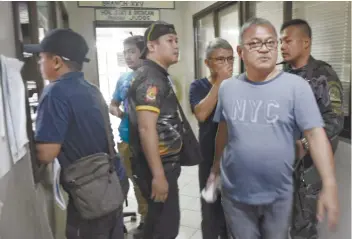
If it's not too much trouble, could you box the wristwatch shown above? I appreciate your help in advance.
[301,137,309,151]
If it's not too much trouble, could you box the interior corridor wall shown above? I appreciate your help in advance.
[0,2,55,239]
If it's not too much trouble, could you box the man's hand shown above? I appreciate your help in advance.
[110,105,124,119]
[214,64,233,86]
[151,174,169,202]
[109,100,125,119]
[210,159,221,176]
[295,140,307,159]
[206,171,218,189]
[116,108,124,118]
[317,182,339,230]
[304,127,339,231]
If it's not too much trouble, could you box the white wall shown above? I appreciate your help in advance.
[0,3,55,239]
[66,2,98,85]
[0,2,16,58]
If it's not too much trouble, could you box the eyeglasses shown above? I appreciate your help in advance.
[208,56,235,64]
[243,40,278,51]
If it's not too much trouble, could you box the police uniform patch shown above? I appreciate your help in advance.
[145,86,158,102]
[328,81,343,115]
[328,81,342,103]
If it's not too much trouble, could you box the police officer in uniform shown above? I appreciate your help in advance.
[127,21,182,239]
[280,19,344,239]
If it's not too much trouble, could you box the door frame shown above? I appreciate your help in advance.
[93,21,150,88]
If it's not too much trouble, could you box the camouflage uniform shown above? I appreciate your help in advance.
[283,56,344,239]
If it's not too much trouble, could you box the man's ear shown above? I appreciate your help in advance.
[204,58,210,68]
[237,45,243,60]
[147,41,155,53]
[53,55,63,71]
[303,38,311,49]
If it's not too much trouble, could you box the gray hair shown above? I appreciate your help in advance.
[205,38,233,59]
[239,17,277,44]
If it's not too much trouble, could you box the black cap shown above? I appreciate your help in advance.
[24,28,90,64]
[140,21,177,59]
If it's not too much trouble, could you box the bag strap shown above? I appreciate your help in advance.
[96,91,115,162]
[167,76,187,124]
[306,62,314,81]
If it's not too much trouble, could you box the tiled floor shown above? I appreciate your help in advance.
[123,166,202,239]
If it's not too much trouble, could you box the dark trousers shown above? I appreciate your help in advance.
[199,159,228,239]
[290,179,321,239]
[65,202,123,239]
[65,174,128,239]
[134,161,181,239]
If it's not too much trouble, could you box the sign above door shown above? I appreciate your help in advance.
[95,8,160,22]
[78,1,174,9]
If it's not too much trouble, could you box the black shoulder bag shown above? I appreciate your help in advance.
[169,80,204,166]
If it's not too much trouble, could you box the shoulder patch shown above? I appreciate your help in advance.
[145,86,158,102]
[328,81,343,114]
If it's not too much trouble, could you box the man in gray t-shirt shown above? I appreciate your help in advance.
[214,71,323,205]
[209,18,339,239]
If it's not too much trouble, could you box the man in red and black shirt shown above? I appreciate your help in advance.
[127,21,182,239]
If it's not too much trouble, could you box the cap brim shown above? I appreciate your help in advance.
[23,44,44,53]
[139,46,148,59]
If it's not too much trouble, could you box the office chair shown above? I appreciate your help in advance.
[116,152,138,233]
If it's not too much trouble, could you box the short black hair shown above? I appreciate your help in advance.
[63,59,83,71]
[123,35,145,52]
[280,19,312,39]
[47,52,83,72]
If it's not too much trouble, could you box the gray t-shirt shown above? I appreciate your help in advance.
[213,72,324,205]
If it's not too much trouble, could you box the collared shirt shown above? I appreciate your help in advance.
[128,59,183,163]
[35,71,125,179]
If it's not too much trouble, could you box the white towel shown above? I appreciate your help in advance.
[53,158,67,210]
[0,55,28,163]
[201,175,221,203]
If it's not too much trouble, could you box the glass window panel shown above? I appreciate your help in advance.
[219,4,240,76]
[293,1,351,115]
[195,13,215,79]
[254,1,284,68]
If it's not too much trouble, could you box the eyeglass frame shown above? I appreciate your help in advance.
[207,56,235,64]
[242,39,278,52]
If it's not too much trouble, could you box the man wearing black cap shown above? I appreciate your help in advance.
[24,28,127,239]
[127,21,182,239]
